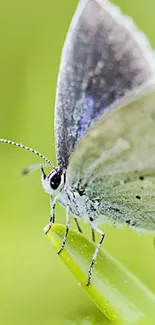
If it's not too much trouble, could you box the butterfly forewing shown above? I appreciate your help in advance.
[55,0,155,169]
[67,83,155,231]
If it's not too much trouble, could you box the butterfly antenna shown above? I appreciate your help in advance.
[21,163,51,176]
[0,138,54,168]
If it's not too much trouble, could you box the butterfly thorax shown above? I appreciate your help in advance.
[57,184,100,223]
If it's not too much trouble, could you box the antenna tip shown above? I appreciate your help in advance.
[20,168,30,177]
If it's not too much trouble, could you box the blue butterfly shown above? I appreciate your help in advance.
[1,0,155,285]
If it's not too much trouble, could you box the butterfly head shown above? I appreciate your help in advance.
[41,166,65,195]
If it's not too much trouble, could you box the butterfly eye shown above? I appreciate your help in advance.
[49,170,62,190]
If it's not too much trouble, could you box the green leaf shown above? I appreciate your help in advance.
[47,224,155,325]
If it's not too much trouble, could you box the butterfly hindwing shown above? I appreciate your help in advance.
[67,83,155,232]
[85,170,155,232]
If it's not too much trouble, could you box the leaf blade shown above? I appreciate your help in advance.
[47,224,155,325]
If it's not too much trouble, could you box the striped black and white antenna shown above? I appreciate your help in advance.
[0,138,54,175]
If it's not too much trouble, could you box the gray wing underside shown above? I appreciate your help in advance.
[55,0,155,169]
[67,84,155,232]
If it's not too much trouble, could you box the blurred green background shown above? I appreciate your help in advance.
[0,0,155,324]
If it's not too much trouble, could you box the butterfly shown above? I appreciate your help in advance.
[1,0,155,286]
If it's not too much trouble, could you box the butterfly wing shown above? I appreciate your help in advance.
[55,0,155,169]
[67,83,155,232]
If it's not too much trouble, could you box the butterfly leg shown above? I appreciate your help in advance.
[43,196,57,234]
[74,218,83,233]
[57,205,70,255]
[87,221,105,286]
